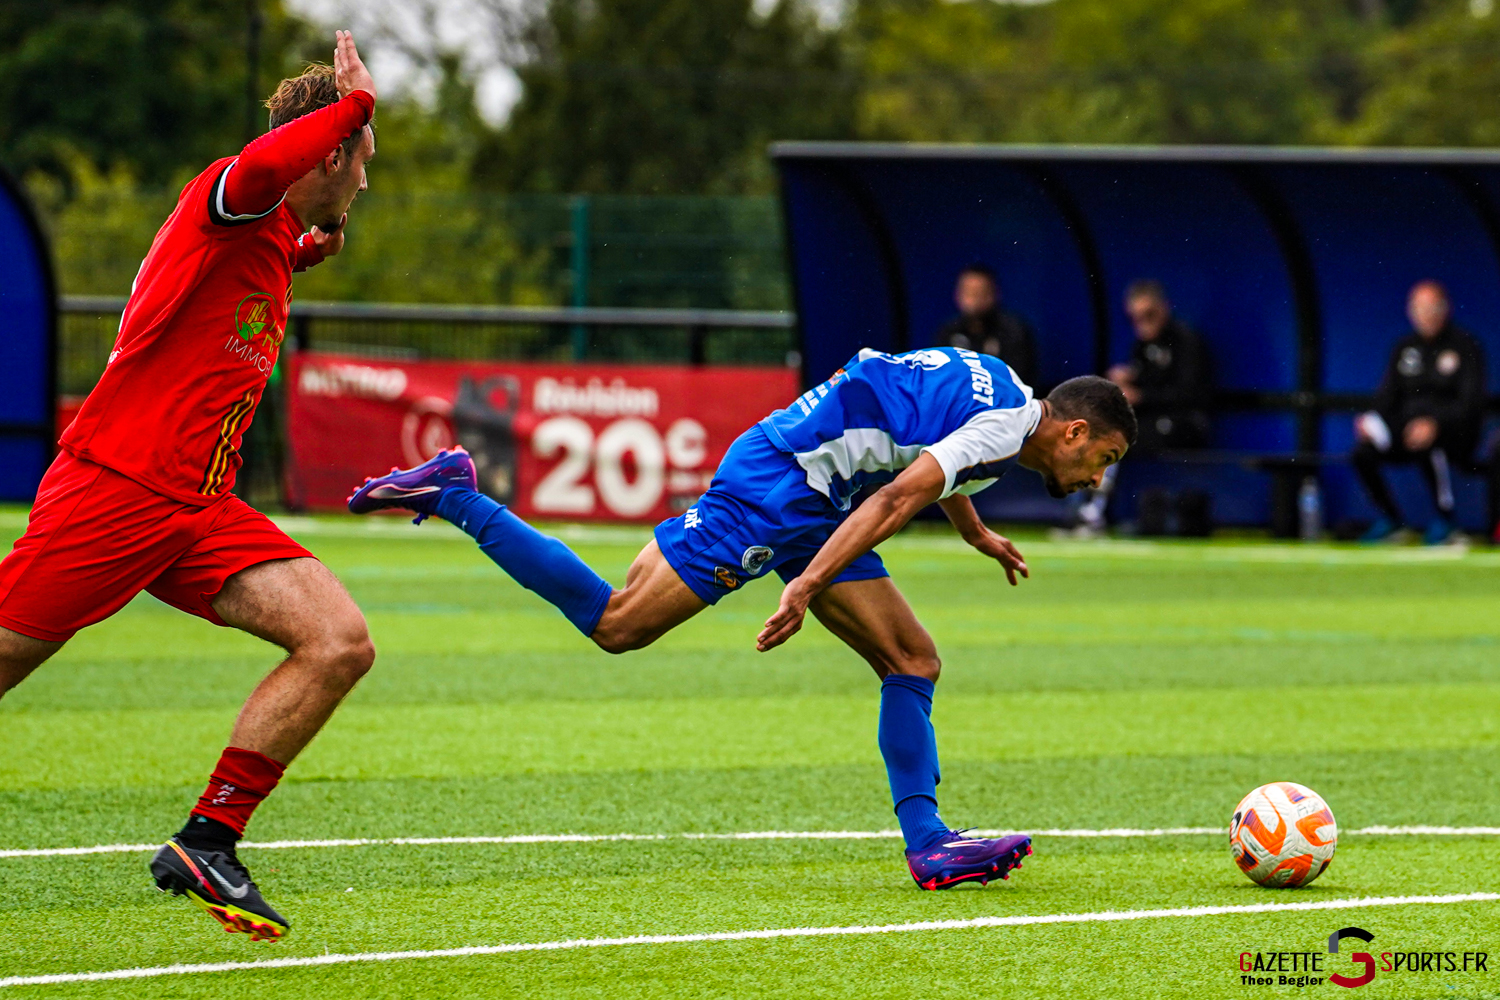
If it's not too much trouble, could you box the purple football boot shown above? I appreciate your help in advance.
[347,447,477,524]
[906,832,1033,890]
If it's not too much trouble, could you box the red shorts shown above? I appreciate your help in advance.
[0,452,313,642]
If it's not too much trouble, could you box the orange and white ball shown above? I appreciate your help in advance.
[1229,782,1337,887]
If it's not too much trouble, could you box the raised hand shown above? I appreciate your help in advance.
[334,30,376,101]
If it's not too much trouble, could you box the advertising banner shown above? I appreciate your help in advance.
[284,351,800,521]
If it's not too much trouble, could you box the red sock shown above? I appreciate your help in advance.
[190,747,286,836]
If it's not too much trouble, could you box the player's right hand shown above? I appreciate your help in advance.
[968,528,1029,586]
[334,30,376,102]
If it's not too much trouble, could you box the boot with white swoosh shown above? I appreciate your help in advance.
[346,447,478,525]
[150,838,290,941]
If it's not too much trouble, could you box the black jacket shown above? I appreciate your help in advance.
[1374,324,1486,435]
[1130,318,1211,415]
[936,308,1039,388]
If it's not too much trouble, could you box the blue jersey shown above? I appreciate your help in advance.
[757,347,1041,511]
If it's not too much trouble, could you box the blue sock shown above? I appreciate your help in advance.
[435,488,613,636]
[878,674,949,851]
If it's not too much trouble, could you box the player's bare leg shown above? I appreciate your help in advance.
[0,628,63,697]
[810,577,1032,890]
[211,557,375,761]
[590,541,707,653]
[150,557,374,941]
[806,576,941,682]
[350,448,706,651]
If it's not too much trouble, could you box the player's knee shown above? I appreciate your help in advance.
[891,653,941,682]
[309,620,376,684]
[590,620,651,655]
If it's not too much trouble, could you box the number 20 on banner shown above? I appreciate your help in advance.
[532,416,708,518]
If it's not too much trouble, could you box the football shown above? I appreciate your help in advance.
[1229,782,1338,887]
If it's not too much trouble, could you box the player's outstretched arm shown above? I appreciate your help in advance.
[938,493,1028,585]
[756,454,946,652]
[221,31,376,218]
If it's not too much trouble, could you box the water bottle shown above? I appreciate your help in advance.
[1297,475,1322,542]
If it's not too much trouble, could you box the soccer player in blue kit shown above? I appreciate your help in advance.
[350,348,1136,889]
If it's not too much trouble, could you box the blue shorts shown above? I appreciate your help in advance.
[655,426,888,605]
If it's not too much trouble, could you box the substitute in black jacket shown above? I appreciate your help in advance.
[1108,280,1212,451]
[935,264,1039,388]
[1354,280,1485,545]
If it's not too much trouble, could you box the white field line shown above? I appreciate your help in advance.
[3,893,1495,989]
[4,825,1499,860]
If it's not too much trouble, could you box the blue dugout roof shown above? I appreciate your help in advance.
[0,165,56,501]
[772,143,1500,526]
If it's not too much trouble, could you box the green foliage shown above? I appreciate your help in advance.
[485,0,854,194]
[851,0,1373,144]
[18,0,1500,315]
[1351,2,1500,145]
[0,0,321,189]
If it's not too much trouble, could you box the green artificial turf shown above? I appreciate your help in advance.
[1,510,1498,998]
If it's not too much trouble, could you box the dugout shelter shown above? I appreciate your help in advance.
[0,165,55,501]
[772,143,1500,530]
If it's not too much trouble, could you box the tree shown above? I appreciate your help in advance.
[1351,4,1500,146]
[849,0,1370,146]
[0,0,320,189]
[480,0,853,194]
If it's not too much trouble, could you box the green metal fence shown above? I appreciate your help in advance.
[42,191,790,309]
[46,192,794,396]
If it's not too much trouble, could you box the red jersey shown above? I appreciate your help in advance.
[62,90,375,505]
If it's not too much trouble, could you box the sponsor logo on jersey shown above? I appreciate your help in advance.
[741,545,774,574]
[713,565,741,589]
[234,293,282,348]
[684,506,703,529]
[226,292,285,372]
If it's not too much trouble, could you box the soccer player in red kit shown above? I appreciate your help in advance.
[0,33,379,942]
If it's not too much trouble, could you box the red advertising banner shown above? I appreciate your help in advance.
[284,351,801,521]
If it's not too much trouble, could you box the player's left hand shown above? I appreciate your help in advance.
[967,528,1029,585]
[310,215,347,257]
[757,579,814,651]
